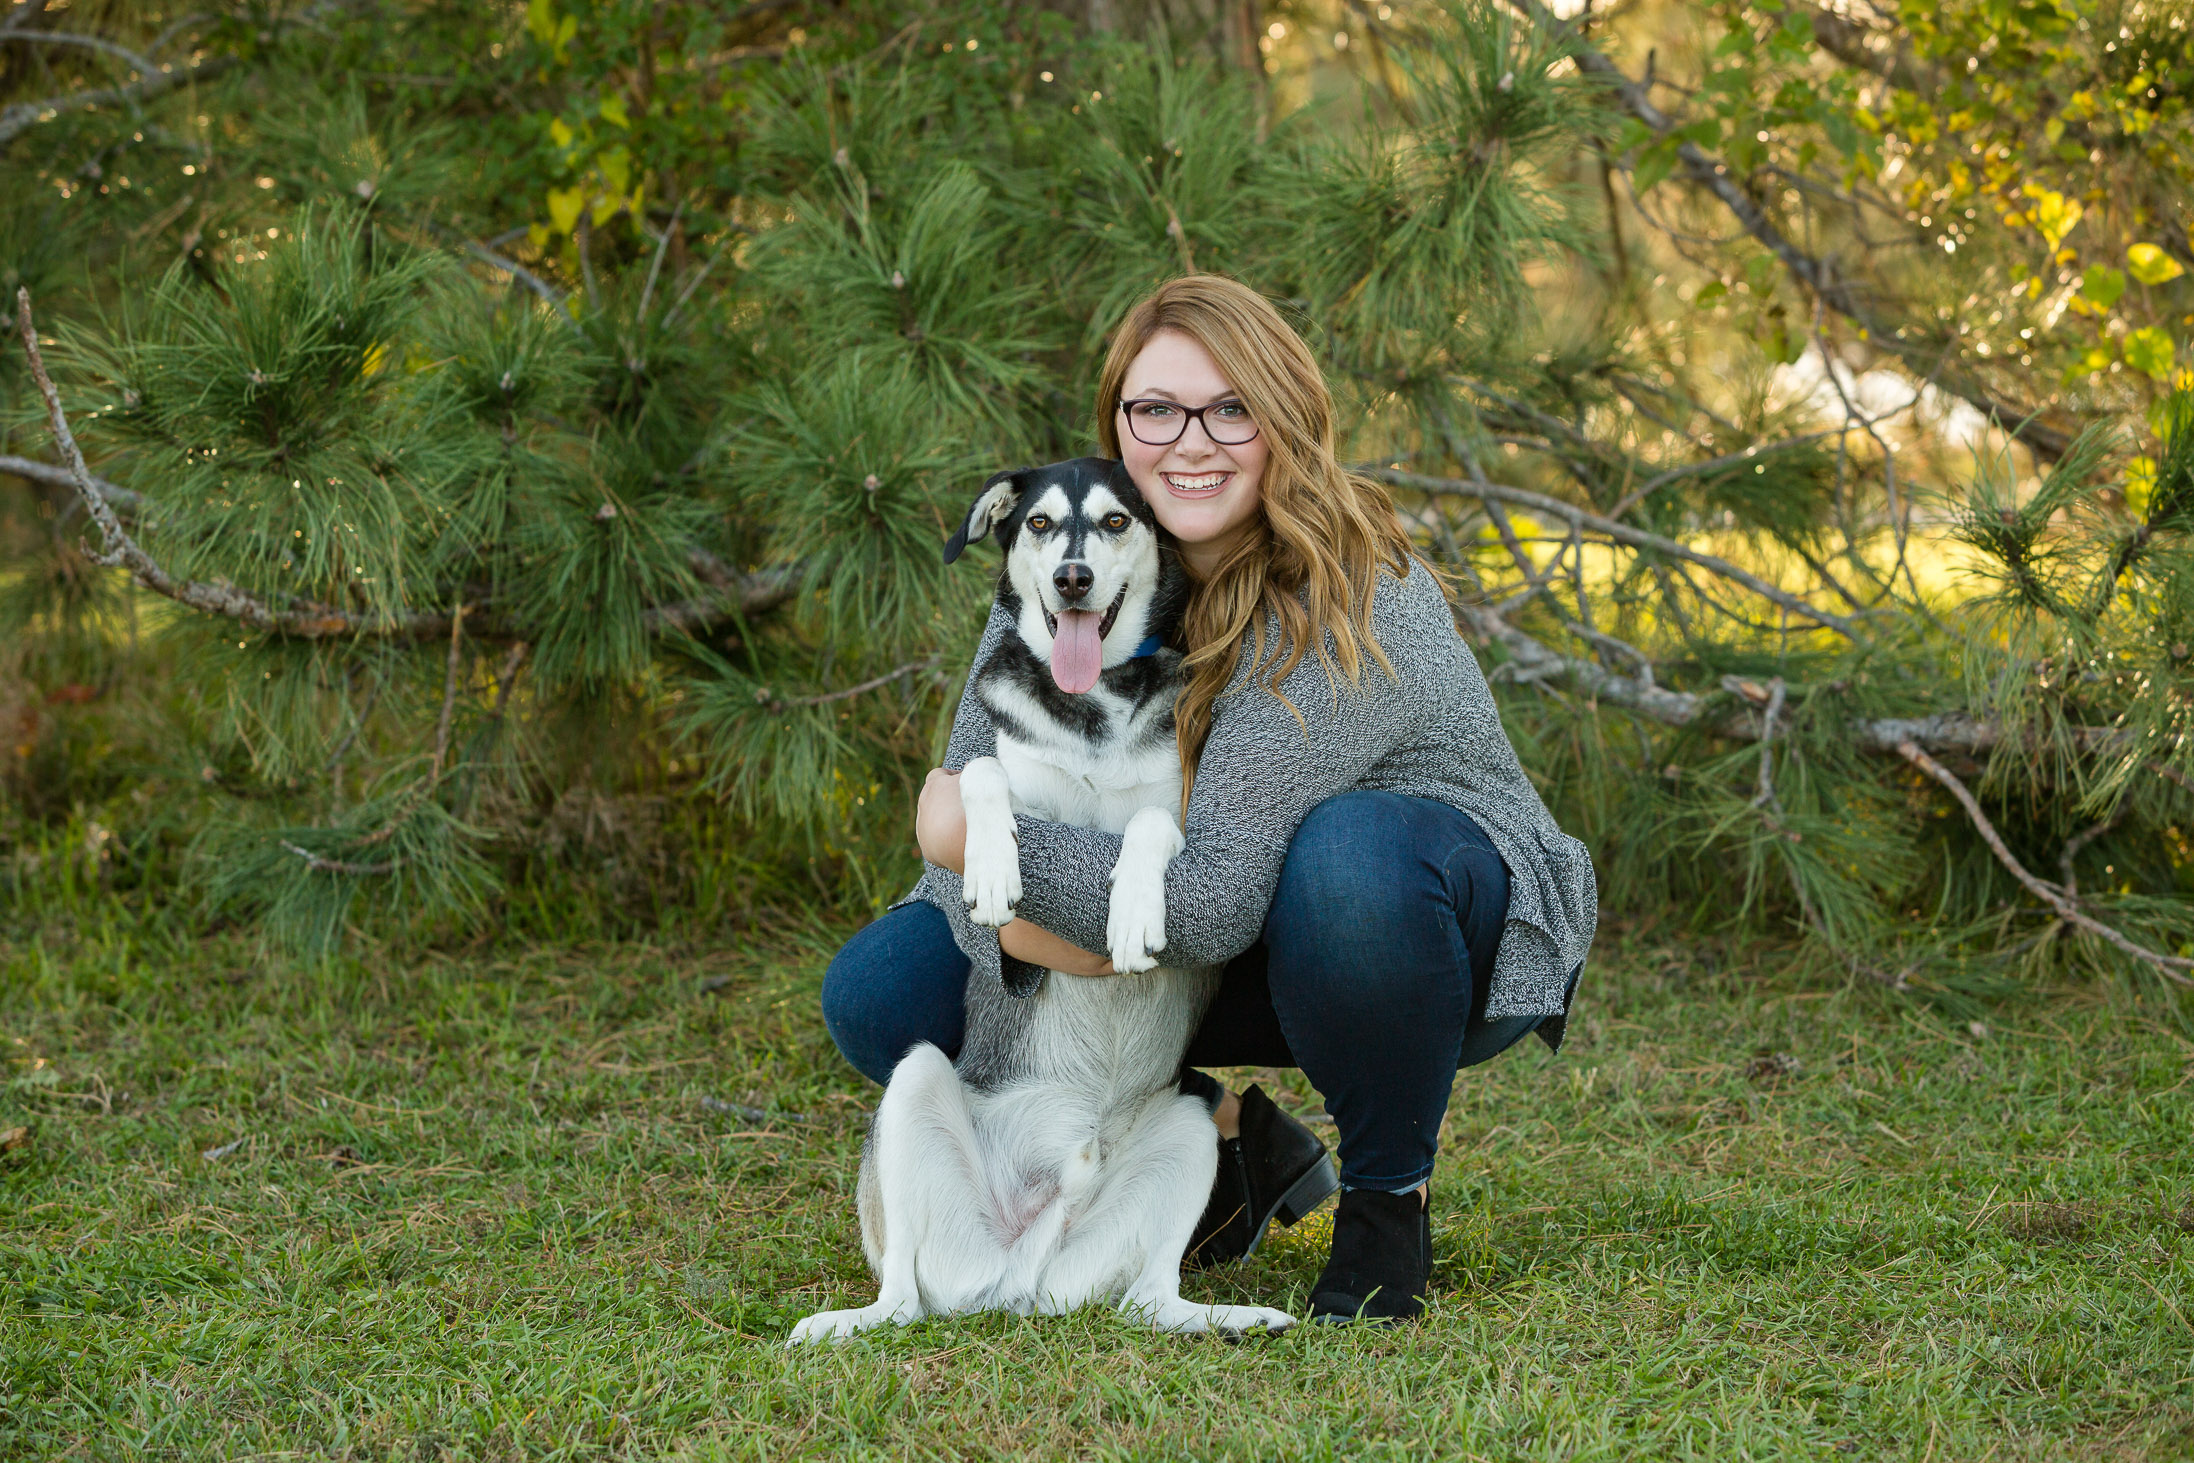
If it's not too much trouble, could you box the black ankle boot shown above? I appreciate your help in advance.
[1308,1188,1431,1324]
[1185,1085,1339,1269]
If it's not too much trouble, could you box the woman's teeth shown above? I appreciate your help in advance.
[1164,472,1229,493]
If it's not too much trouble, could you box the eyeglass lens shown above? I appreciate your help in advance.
[1121,399,1259,447]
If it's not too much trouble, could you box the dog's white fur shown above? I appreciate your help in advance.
[789,465,1292,1345]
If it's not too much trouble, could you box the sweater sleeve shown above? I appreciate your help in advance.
[908,605,1009,976]
[1009,573,1432,968]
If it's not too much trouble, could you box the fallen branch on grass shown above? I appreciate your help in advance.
[1894,741,2192,985]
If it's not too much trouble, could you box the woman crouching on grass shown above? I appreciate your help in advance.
[821,274,1598,1323]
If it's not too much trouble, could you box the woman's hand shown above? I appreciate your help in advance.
[915,768,967,874]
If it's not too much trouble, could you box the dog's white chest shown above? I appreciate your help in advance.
[989,694,1179,835]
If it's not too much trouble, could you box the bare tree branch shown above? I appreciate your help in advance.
[279,840,401,877]
[1499,0,2076,463]
[1457,600,2144,762]
[2058,809,2124,898]
[761,657,941,714]
[0,452,145,513]
[1896,741,2192,984]
[1803,5,1941,93]
[0,51,236,149]
[0,28,162,77]
[1370,464,1862,638]
[429,606,467,782]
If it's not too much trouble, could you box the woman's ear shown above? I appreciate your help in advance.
[943,469,1026,564]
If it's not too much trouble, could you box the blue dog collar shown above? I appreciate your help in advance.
[1127,635,1166,659]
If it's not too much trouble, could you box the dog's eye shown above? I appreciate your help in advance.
[1103,512,1129,531]
[1026,515,1050,533]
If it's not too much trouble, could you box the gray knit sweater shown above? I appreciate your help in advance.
[908,563,1598,1023]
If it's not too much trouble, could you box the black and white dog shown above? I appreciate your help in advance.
[789,458,1293,1344]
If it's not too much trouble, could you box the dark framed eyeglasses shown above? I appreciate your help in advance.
[1117,397,1260,448]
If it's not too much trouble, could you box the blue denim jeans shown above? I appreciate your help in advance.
[821,790,1539,1190]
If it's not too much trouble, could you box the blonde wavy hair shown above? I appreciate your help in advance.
[1093,275,1422,799]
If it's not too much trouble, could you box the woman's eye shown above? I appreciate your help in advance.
[1135,403,1176,418]
[1212,402,1248,419]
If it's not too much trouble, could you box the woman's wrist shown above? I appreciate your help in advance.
[998,918,1113,978]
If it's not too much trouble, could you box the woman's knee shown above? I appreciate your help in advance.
[821,903,969,1084]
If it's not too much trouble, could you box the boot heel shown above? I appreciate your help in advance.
[1272,1154,1338,1227]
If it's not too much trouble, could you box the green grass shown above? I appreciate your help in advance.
[2,914,2191,1461]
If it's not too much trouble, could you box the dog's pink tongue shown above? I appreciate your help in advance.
[1050,610,1104,694]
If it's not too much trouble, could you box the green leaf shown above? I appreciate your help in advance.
[1694,281,1728,307]
[2127,243,2185,286]
[2080,265,2126,309]
[2124,326,2177,380]
[1633,136,1680,193]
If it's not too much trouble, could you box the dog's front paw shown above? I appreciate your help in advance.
[962,828,1023,928]
[1105,866,1166,973]
[1106,807,1182,972]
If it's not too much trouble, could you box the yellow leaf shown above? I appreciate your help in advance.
[546,185,584,236]
[525,0,558,45]
[362,342,390,376]
[2024,186,2083,250]
[599,95,631,129]
[549,117,574,150]
[2124,326,2176,381]
[598,147,631,198]
[2127,243,2185,286]
[2126,456,2156,516]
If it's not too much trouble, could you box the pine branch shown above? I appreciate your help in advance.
[17,287,798,643]
[1370,465,1861,638]
[16,287,444,638]
[1895,741,2193,984]
[1498,0,2076,463]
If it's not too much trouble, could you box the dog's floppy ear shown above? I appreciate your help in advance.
[943,469,1025,565]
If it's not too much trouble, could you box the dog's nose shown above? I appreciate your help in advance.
[1053,562,1094,603]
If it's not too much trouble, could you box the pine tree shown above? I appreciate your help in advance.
[1,0,2188,1000]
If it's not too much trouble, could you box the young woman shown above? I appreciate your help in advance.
[822,275,1597,1323]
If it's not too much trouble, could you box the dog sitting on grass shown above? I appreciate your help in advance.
[789,458,1292,1344]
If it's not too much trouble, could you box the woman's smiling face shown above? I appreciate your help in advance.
[1117,329,1268,577]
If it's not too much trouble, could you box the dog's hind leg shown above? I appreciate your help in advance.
[1107,1094,1295,1335]
[788,1044,1006,1345]
[1026,1094,1282,1333]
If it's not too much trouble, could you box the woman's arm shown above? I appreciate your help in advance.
[917,770,1116,977]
